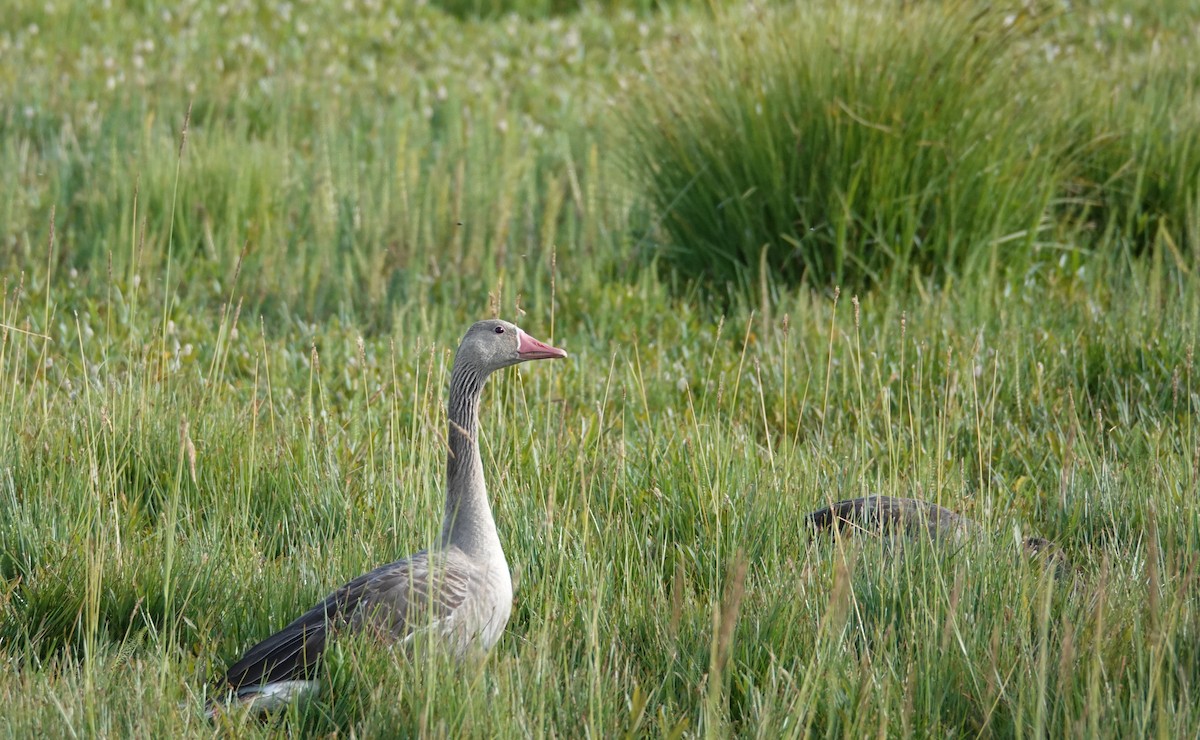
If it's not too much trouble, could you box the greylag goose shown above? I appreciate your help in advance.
[804,495,1068,567]
[212,319,566,714]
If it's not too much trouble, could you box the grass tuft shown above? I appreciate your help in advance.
[624,0,1200,298]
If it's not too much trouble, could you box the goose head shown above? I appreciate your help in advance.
[456,319,567,374]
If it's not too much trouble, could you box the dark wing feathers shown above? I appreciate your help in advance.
[225,565,384,691]
[226,613,326,692]
[225,550,471,692]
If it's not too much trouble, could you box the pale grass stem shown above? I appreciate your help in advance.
[704,552,747,736]
[39,206,55,420]
[821,287,840,438]
[159,103,191,382]
[781,313,789,455]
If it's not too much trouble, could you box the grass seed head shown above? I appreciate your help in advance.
[178,101,192,158]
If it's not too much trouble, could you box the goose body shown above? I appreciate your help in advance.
[804,495,975,542]
[214,320,566,714]
[804,495,1068,568]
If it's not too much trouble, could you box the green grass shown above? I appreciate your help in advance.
[625,1,1200,296]
[2,0,1200,737]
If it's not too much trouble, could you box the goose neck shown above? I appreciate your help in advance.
[441,361,500,555]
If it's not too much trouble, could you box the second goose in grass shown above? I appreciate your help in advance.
[804,494,1068,567]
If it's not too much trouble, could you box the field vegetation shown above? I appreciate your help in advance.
[1,0,1198,736]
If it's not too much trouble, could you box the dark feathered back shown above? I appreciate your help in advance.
[804,496,973,540]
[804,495,1072,573]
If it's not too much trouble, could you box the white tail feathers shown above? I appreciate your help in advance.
[204,680,320,719]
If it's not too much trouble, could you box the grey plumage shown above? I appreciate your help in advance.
[222,550,475,695]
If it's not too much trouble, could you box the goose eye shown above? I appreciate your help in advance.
[494,326,505,334]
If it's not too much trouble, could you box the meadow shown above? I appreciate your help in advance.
[1,0,1198,736]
